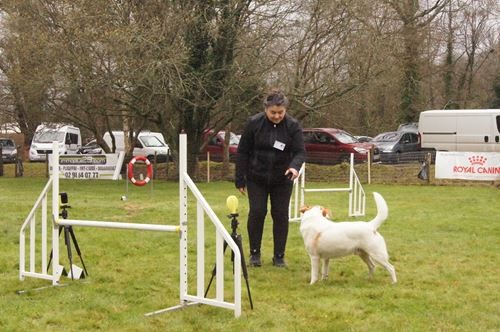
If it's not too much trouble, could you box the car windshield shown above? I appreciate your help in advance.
[373,132,400,142]
[85,141,99,148]
[140,136,165,147]
[0,139,15,147]
[398,123,418,132]
[33,130,65,143]
[334,131,358,144]
[219,132,240,145]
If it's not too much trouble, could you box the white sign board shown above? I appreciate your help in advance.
[49,153,125,180]
[435,151,500,181]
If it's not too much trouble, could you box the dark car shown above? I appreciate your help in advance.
[372,131,421,163]
[0,138,18,163]
[303,128,373,164]
[77,140,103,154]
[200,130,239,162]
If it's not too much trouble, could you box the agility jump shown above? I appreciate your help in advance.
[289,153,366,222]
[19,133,243,317]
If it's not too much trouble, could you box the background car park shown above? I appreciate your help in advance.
[0,138,18,163]
[371,131,421,163]
[303,128,373,164]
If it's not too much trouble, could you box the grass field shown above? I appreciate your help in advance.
[1,177,499,331]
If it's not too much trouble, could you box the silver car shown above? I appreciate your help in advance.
[0,138,18,163]
[372,131,421,163]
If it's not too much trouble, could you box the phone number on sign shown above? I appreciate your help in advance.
[63,171,100,179]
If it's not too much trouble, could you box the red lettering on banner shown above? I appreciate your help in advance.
[477,167,500,174]
[453,165,479,174]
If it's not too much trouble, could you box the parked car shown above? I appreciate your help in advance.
[371,131,421,163]
[78,131,170,162]
[419,109,500,152]
[29,123,82,161]
[200,130,239,162]
[355,135,373,143]
[77,140,103,154]
[0,138,18,163]
[397,122,419,133]
[303,128,373,164]
[103,131,169,161]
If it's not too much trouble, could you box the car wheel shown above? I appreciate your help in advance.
[395,151,401,163]
[340,154,350,164]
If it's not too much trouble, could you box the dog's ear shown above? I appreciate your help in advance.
[322,208,331,218]
[299,205,310,213]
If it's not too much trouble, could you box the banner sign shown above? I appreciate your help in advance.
[435,151,500,181]
[49,153,125,180]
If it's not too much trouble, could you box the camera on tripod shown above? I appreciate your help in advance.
[48,191,89,280]
[205,195,253,309]
[59,192,71,219]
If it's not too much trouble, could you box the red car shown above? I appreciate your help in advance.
[303,128,373,164]
[200,130,239,162]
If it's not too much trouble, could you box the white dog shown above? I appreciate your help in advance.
[299,192,397,284]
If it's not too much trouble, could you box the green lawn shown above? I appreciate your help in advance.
[0,177,499,331]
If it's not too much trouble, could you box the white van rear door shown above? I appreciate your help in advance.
[457,114,494,152]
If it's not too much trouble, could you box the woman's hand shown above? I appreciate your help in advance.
[284,168,299,181]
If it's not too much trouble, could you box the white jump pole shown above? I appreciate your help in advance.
[179,132,189,308]
[51,142,60,285]
[57,219,179,232]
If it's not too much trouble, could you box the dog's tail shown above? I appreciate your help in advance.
[368,192,388,230]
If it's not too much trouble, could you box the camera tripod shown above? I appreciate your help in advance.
[204,213,253,309]
[47,202,89,280]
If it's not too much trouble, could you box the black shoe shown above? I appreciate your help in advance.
[272,255,287,268]
[249,253,261,267]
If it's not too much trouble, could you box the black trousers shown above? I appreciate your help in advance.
[246,179,293,257]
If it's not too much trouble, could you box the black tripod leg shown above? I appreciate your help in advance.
[68,226,89,276]
[204,241,229,297]
[47,226,63,270]
[204,222,254,309]
[64,227,74,280]
[234,234,254,310]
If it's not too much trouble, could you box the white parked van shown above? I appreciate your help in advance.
[103,131,169,161]
[29,123,82,161]
[419,109,500,152]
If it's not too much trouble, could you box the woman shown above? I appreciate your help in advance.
[235,89,305,267]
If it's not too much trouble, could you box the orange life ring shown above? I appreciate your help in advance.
[127,156,153,186]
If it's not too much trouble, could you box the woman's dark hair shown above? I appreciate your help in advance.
[263,89,289,109]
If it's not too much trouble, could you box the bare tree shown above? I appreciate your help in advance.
[383,0,449,122]
[455,0,498,108]
[0,2,55,147]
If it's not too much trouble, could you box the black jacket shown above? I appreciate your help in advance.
[235,112,305,188]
